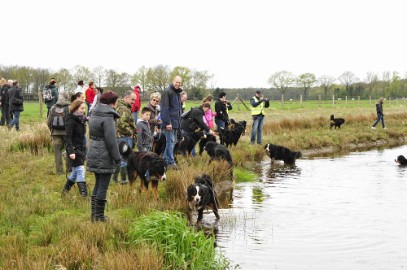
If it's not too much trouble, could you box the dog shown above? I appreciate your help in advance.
[330,114,345,130]
[152,132,166,156]
[119,141,167,198]
[198,133,217,155]
[219,119,247,147]
[204,141,233,178]
[174,130,205,157]
[187,174,220,224]
[395,155,407,165]
[264,143,302,165]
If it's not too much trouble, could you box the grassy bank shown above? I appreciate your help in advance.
[1,101,406,269]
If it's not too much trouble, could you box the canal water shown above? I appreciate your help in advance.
[215,145,407,269]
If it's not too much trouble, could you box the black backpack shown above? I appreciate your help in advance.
[51,106,67,130]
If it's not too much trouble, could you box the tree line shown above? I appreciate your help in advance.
[1,64,406,101]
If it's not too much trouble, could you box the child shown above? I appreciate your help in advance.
[136,107,153,152]
[62,99,88,197]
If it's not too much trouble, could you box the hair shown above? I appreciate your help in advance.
[200,102,211,109]
[150,92,161,101]
[141,106,153,114]
[50,78,56,85]
[71,92,83,102]
[123,90,133,98]
[88,81,94,87]
[96,87,104,94]
[69,99,85,113]
[12,80,18,86]
[0,78,6,84]
[378,97,385,103]
[219,92,226,98]
[78,80,84,86]
[202,95,213,103]
[180,91,187,97]
[100,90,119,105]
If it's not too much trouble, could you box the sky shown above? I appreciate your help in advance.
[2,0,406,88]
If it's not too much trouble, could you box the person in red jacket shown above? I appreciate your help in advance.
[85,81,96,114]
[131,84,142,124]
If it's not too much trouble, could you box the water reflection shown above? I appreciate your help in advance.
[216,145,407,269]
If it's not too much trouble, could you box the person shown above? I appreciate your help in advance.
[47,92,71,175]
[8,80,24,131]
[181,102,216,136]
[214,92,232,131]
[202,95,216,130]
[131,84,142,124]
[45,78,59,117]
[136,107,153,152]
[160,76,183,168]
[75,80,85,94]
[0,78,12,126]
[87,90,121,222]
[147,92,162,134]
[250,90,270,145]
[89,87,103,115]
[61,99,88,197]
[71,92,85,103]
[180,90,187,113]
[85,81,96,113]
[372,97,387,129]
[112,90,137,184]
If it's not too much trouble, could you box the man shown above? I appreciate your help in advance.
[250,90,269,145]
[160,76,183,168]
[85,81,96,113]
[45,78,59,117]
[113,90,137,184]
[131,84,142,124]
[0,79,12,126]
[8,80,24,131]
[214,92,232,131]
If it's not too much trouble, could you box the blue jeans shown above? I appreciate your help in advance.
[164,128,178,165]
[372,113,385,128]
[92,173,111,200]
[68,165,85,183]
[10,110,20,131]
[117,137,133,167]
[132,112,138,126]
[251,115,265,144]
[215,119,226,131]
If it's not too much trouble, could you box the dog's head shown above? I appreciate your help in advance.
[230,119,247,135]
[187,184,203,209]
[264,143,272,153]
[118,140,132,158]
[395,155,407,165]
[143,152,167,181]
[330,115,334,120]
[204,141,218,153]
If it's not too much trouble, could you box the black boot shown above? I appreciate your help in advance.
[61,179,75,196]
[95,199,108,222]
[120,166,128,184]
[111,166,119,183]
[77,182,88,197]
[91,195,96,222]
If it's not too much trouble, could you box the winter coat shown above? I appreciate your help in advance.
[87,103,121,174]
[115,99,136,138]
[136,119,152,151]
[85,87,95,104]
[8,86,24,112]
[45,84,58,108]
[47,96,70,136]
[160,84,182,128]
[65,113,86,167]
[181,107,210,133]
[0,84,10,106]
[147,102,160,133]
[214,99,232,122]
[131,86,142,113]
[203,108,216,129]
[376,102,384,114]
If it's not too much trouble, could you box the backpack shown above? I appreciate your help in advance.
[43,88,53,102]
[181,108,193,119]
[51,106,67,130]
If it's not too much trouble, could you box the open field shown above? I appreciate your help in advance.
[1,100,406,269]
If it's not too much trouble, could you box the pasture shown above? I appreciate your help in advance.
[1,99,407,269]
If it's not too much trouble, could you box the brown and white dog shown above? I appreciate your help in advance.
[187,174,220,224]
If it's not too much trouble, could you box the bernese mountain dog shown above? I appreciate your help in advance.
[330,114,345,130]
[219,119,247,147]
[119,141,167,198]
[264,143,302,165]
[187,174,220,224]
[395,155,407,165]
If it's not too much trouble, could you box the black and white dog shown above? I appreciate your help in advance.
[264,143,302,165]
[395,155,407,165]
[330,114,345,130]
[187,174,220,224]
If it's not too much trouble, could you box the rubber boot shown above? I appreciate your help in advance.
[120,166,128,184]
[61,179,75,196]
[77,182,88,197]
[111,166,119,183]
[95,199,108,222]
[91,195,96,222]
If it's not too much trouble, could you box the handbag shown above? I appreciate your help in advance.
[13,97,23,105]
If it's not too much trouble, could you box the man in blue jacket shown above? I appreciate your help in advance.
[160,76,183,168]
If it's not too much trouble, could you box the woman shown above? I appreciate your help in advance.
[202,95,216,130]
[214,92,232,131]
[372,97,386,129]
[61,99,87,197]
[87,90,121,222]
[147,92,162,134]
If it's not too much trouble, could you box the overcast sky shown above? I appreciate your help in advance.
[2,0,406,88]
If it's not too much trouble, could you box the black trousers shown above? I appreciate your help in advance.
[92,173,112,200]
[0,105,11,125]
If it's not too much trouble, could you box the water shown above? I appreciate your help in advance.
[215,145,407,269]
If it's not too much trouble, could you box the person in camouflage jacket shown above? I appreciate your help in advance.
[113,90,137,184]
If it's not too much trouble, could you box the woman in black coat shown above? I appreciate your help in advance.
[61,99,87,197]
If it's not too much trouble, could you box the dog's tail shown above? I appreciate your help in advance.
[195,174,215,189]
[118,140,132,158]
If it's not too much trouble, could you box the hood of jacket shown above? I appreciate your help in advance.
[92,103,120,119]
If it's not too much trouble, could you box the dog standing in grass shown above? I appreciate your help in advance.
[330,114,345,130]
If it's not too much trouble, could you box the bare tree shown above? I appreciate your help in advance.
[297,73,316,100]
[55,68,74,94]
[365,72,378,98]
[131,66,148,96]
[338,71,359,96]
[93,66,106,87]
[268,70,296,103]
[71,65,94,86]
[146,65,170,93]
[318,75,336,99]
